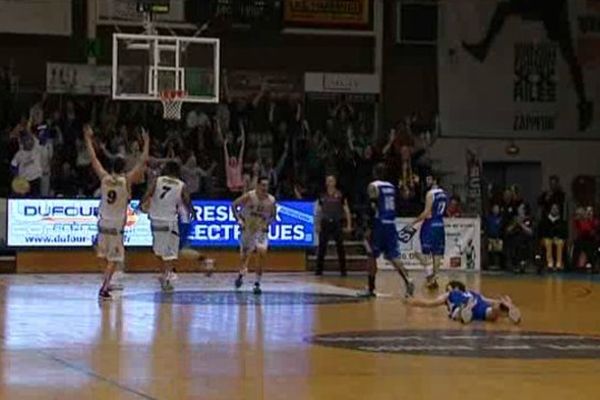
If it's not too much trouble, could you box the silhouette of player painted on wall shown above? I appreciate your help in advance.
[462,0,593,131]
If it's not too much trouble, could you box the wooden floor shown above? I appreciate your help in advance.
[0,271,599,400]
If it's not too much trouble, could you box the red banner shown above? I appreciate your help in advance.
[284,0,371,29]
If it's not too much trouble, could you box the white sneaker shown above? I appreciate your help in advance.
[460,298,476,324]
[508,306,522,324]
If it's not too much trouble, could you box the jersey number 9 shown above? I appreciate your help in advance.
[107,190,117,205]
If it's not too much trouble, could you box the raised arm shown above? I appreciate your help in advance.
[347,126,356,152]
[83,124,109,180]
[343,197,352,232]
[238,121,246,162]
[126,128,150,184]
[253,80,267,108]
[274,141,289,177]
[140,178,157,213]
[382,129,395,155]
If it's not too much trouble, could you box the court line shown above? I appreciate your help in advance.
[41,351,159,400]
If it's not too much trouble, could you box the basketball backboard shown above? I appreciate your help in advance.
[112,33,220,103]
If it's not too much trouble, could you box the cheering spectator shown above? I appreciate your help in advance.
[485,204,505,269]
[222,121,245,197]
[572,206,599,271]
[538,203,568,271]
[11,132,43,196]
[538,175,566,217]
[180,148,200,197]
[504,203,534,273]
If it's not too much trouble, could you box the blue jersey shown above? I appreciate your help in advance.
[420,187,447,256]
[369,180,396,224]
[367,180,400,260]
[447,290,490,321]
[428,188,448,223]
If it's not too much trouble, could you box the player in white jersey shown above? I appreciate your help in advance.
[84,125,149,300]
[232,177,276,294]
[142,161,191,291]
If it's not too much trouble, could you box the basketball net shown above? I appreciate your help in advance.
[159,90,186,120]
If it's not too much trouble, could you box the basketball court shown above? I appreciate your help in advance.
[0,271,599,400]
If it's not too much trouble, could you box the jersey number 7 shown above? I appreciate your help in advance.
[160,185,172,199]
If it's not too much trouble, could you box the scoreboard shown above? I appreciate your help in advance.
[137,0,171,14]
[186,0,282,30]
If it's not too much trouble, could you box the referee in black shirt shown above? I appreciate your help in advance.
[315,175,352,276]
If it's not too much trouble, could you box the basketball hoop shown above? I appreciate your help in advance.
[159,90,187,120]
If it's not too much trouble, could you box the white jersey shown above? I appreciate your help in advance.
[242,190,276,232]
[149,175,185,222]
[98,174,129,223]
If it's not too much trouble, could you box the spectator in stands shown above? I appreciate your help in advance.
[352,144,377,230]
[196,153,217,198]
[500,187,521,218]
[538,203,568,271]
[11,132,43,197]
[397,184,422,217]
[446,195,463,217]
[504,203,534,273]
[485,204,505,269]
[264,140,289,196]
[383,123,416,194]
[243,159,263,193]
[37,124,54,196]
[54,161,78,197]
[180,148,200,197]
[572,206,599,271]
[222,121,245,197]
[538,175,566,217]
[61,100,81,165]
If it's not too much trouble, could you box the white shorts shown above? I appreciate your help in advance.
[96,219,125,263]
[151,220,179,261]
[240,228,268,255]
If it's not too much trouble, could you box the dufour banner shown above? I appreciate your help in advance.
[439,0,600,138]
[7,199,315,249]
[378,218,481,271]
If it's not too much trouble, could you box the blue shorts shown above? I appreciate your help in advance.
[420,220,445,256]
[472,300,491,321]
[369,222,400,260]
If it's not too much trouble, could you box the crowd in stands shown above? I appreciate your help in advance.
[0,75,435,217]
[484,176,600,273]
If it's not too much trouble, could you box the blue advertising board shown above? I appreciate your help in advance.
[7,199,316,248]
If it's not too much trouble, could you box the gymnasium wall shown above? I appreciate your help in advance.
[431,138,600,198]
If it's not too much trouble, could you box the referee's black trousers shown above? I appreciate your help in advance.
[316,219,347,275]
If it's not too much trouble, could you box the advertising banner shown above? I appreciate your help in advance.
[7,199,315,249]
[304,72,380,94]
[47,63,112,96]
[439,0,600,138]
[284,0,371,28]
[378,218,481,271]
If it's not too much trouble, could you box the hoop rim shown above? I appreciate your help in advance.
[159,89,188,100]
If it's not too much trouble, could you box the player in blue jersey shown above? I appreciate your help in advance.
[406,280,522,324]
[410,173,448,290]
[363,163,415,298]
